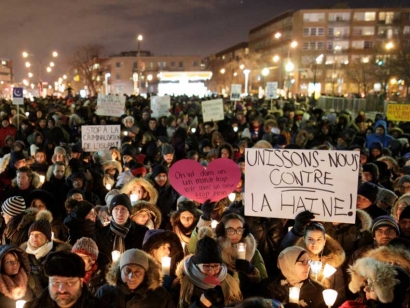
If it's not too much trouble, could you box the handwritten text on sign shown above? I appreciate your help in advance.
[169,158,242,203]
[151,95,171,118]
[386,104,410,122]
[244,149,359,223]
[96,94,125,117]
[202,99,224,123]
[81,125,121,152]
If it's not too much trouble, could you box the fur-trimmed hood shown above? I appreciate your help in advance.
[17,207,40,231]
[102,160,122,174]
[105,251,162,291]
[170,201,202,227]
[120,177,158,204]
[349,257,406,304]
[130,201,162,229]
[217,232,257,270]
[355,209,373,232]
[0,244,30,273]
[12,171,42,189]
[364,245,410,275]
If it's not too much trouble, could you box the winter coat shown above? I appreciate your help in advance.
[41,176,68,218]
[366,120,394,150]
[169,203,202,246]
[63,212,103,245]
[24,284,108,308]
[130,201,162,229]
[94,220,148,261]
[96,253,174,308]
[1,208,39,246]
[0,245,42,308]
[120,177,159,204]
[85,252,111,296]
[0,126,16,148]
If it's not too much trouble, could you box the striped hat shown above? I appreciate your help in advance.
[2,196,26,217]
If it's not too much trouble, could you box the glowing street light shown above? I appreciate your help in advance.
[136,34,143,94]
[285,61,295,72]
[23,79,29,86]
[25,62,31,68]
[52,51,58,57]
[239,64,245,70]
[274,32,281,39]
[46,67,52,73]
[220,68,226,74]
[63,75,67,79]
[290,41,298,48]
[261,68,270,76]
[147,74,153,81]
[273,55,280,63]
[386,42,394,50]
[28,72,33,78]
[49,62,55,67]
[22,52,29,58]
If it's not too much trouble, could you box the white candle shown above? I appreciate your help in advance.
[289,286,300,304]
[39,175,45,184]
[211,220,218,229]
[51,232,54,240]
[322,264,337,279]
[16,300,26,308]
[233,126,239,132]
[228,193,236,202]
[191,127,196,133]
[237,243,247,260]
[105,183,112,190]
[181,242,186,251]
[130,194,138,203]
[323,289,338,307]
[162,256,171,275]
[310,261,322,275]
[111,250,121,262]
[124,131,128,136]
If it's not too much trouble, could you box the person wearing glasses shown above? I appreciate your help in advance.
[96,248,173,307]
[25,250,106,308]
[0,245,42,307]
[172,235,242,307]
[262,246,326,307]
[215,213,268,298]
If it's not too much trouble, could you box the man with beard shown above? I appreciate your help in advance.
[24,250,107,307]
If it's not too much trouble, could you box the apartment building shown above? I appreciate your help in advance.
[0,59,13,98]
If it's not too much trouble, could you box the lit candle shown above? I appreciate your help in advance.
[105,183,112,190]
[322,264,337,279]
[310,261,322,280]
[322,289,338,308]
[39,175,45,184]
[211,220,218,229]
[237,243,247,260]
[16,300,26,308]
[191,127,196,133]
[25,112,29,117]
[233,126,238,132]
[51,232,54,240]
[162,256,171,275]
[289,286,300,304]
[124,131,128,136]
[181,242,186,251]
[130,194,138,203]
[228,193,236,202]
[111,250,121,262]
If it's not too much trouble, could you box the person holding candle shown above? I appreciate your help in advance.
[170,200,202,247]
[142,229,184,290]
[120,177,158,204]
[102,159,122,191]
[0,245,42,308]
[96,248,173,307]
[172,235,242,307]
[130,200,162,230]
[215,213,268,298]
[262,246,326,307]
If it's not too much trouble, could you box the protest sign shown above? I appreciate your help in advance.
[386,104,410,122]
[151,95,171,118]
[202,99,224,122]
[230,84,242,101]
[168,158,242,203]
[266,82,278,99]
[244,149,359,223]
[96,94,125,117]
[81,125,121,152]
[13,87,24,105]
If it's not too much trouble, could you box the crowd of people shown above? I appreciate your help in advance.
[0,93,408,307]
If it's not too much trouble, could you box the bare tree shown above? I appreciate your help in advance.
[69,45,105,96]
[390,34,410,101]
[344,58,372,95]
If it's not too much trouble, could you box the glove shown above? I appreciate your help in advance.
[201,199,216,221]
[235,259,255,274]
[203,285,223,305]
[292,210,315,236]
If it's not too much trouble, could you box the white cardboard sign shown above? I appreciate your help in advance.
[230,84,242,101]
[151,95,171,118]
[202,99,224,122]
[96,94,125,117]
[266,82,278,99]
[244,148,359,223]
[81,125,121,152]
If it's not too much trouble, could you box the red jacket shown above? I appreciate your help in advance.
[0,125,17,147]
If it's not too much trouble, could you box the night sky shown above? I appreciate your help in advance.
[0,0,405,82]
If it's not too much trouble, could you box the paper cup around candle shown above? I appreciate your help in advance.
[322,289,338,306]
[51,232,54,240]
[16,300,26,308]
[162,256,171,275]
[211,220,218,229]
[130,194,138,203]
[237,243,247,260]
[111,250,121,262]
[289,286,300,304]
[105,183,112,190]
[310,260,322,275]
[322,264,337,279]
[39,175,45,183]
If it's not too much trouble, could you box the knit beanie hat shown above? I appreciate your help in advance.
[28,219,52,241]
[120,248,149,271]
[162,144,175,155]
[399,206,410,221]
[72,201,93,219]
[193,236,222,265]
[14,140,26,150]
[2,196,26,217]
[72,237,99,261]
[44,251,85,278]
[10,151,26,166]
[357,182,379,203]
[362,163,379,181]
[372,215,400,236]
[110,193,132,214]
[398,175,410,187]
[377,188,398,208]
[105,189,120,206]
[54,146,66,155]
[151,164,168,179]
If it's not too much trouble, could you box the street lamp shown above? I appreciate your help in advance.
[285,60,294,98]
[46,67,52,73]
[274,32,281,39]
[243,69,250,96]
[49,62,55,67]
[25,62,31,68]
[262,68,269,76]
[136,34,143,94]
[313,54,324,100]
[28,72,33,78]
[239,64,245,70]
[273,55,280,63]
[105,73,111,94]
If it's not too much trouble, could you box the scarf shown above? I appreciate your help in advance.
[174,222,194,244]
[182,255,227,290]
[0,267,28,300]
[83,263,99,284]
[26,241,53,260]
[110,219,131,253]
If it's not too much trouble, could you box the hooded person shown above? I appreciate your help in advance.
[120,177,158,204]
[392,193,410,222]
[261,246,326,307]
[172,236,242,307]
[45,146,71,181]
[362,163,380,185]
[0,245,42,307]
[376,188,398,214]
[95,193,148,260]
[130,200,161,230]
[64,171,101,205]
[142,229,184,290]
[115,162,147,188]
[357,182,387,219]
[72,237,110,296]
[345,257,410,308]
[170,200,202,247]
[95,248,173,307]
[399,206,410,240]
[24,250,107,308]
[101,159,122,189]
[366,120,394,150]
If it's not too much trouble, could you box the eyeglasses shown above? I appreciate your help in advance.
[225,227,244,236]
[375,228,397,236]
[4,259,20,267]
[400,185,410,190]
[122,266,144,277]
[155,175,167,180]
[197,263,221,273]
[296,259,311,266]
[49,278,80,288]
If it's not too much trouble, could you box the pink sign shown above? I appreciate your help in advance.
[168,158,242,203]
